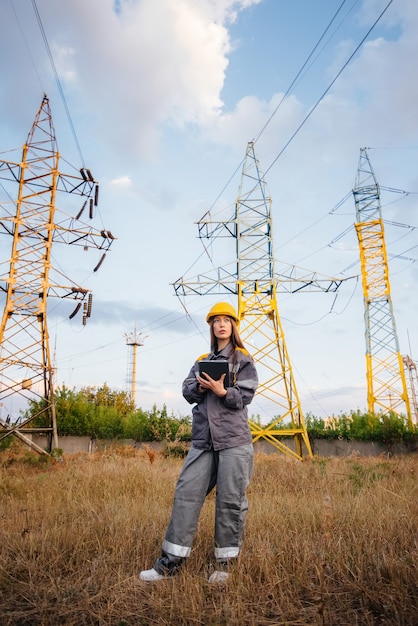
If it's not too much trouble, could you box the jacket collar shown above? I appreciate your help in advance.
[211,342,233,359]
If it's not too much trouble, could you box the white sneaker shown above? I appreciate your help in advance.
[208,570,229,584]
[139,568,168,581]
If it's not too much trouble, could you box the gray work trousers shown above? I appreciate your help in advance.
[153,443,254,575]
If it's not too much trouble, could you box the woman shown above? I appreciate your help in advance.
[139,302,258,584]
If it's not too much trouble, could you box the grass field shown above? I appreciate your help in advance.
[0,445,417,625]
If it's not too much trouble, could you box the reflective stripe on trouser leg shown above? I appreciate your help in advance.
[162,446,217,557]
[214,443,254,561]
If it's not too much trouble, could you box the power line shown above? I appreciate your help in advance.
[9,0,45,91]
[192,0,395,280]
[253,0,355,144]
[31,0,85,166]
[264,0,395,176]
[205,1,358,218]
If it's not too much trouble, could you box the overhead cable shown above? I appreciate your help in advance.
[253,0,354,144]
[31,0,85,167]
[264,0,395,177]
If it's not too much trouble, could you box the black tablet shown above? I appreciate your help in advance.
[198,359,230,388]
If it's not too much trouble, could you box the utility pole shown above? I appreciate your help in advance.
[353,148,412,426]
[0,95,115,453]
[174,141,351,460]
[124,329,147,406]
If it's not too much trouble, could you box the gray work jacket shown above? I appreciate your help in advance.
[182,343,259,451]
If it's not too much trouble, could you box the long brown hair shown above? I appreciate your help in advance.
[209,317,245,363]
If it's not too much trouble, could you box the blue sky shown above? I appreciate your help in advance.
[1,0,417,420]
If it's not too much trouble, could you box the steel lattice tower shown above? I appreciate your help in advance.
[0,95,114,453]
[124,329,147,407]
[174,141,349,460]
[353,148,412,425]
[233,143,310,459]
[403,356,418,424]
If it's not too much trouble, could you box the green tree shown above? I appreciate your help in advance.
[122,408,152,441]
[80,383,134,416]
[54,385,93,435]
[89,405,124,439]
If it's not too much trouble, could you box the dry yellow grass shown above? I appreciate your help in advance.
[0,446,417,625]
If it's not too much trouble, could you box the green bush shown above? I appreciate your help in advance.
[122,409,152,441]
[89,406,124,439]
[305,413,334,439]
[20,387,192,443]
[306,409,417,445]
[18,383,417,446]
[54,386,94,435]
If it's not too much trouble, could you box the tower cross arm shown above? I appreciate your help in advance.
[0,161,99,198]
[0,160,21,183]
[52,224,116,250]
[172,266,357,297]
[57,172,97,197]
[172,271,238,297]
[275,266,356,293]
[197,216,236,239]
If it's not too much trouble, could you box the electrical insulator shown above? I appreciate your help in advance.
[87,293,93,317]
[94,253,106,272]
[75,200,87,221]
[69,302,82,320]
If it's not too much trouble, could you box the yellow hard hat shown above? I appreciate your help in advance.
[206,301,238,324]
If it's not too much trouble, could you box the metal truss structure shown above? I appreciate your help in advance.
[124,329,147,407]
[403,355,418,424]
[353,148,413,425]
[0,95,115,453]
[174,141,351,460]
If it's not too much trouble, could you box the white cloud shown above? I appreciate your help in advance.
[26,0,262,160]
[110,175,133,188]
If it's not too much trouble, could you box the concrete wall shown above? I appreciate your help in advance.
[30,435,417,457]
[254,438,417,457]
[310,438,417,457]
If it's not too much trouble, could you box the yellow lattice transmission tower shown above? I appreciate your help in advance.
[0,95,115,453]
[174,141,351,460]
[353,148,413,426]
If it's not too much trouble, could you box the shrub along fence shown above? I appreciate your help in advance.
[27,433,418,458]
[3,384,417,457]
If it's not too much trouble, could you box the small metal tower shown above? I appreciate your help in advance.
[124,329,147,406]
[0,95,114,452]
[353,148,412,425]
[174,141,349,460]
[402,355,418,424]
